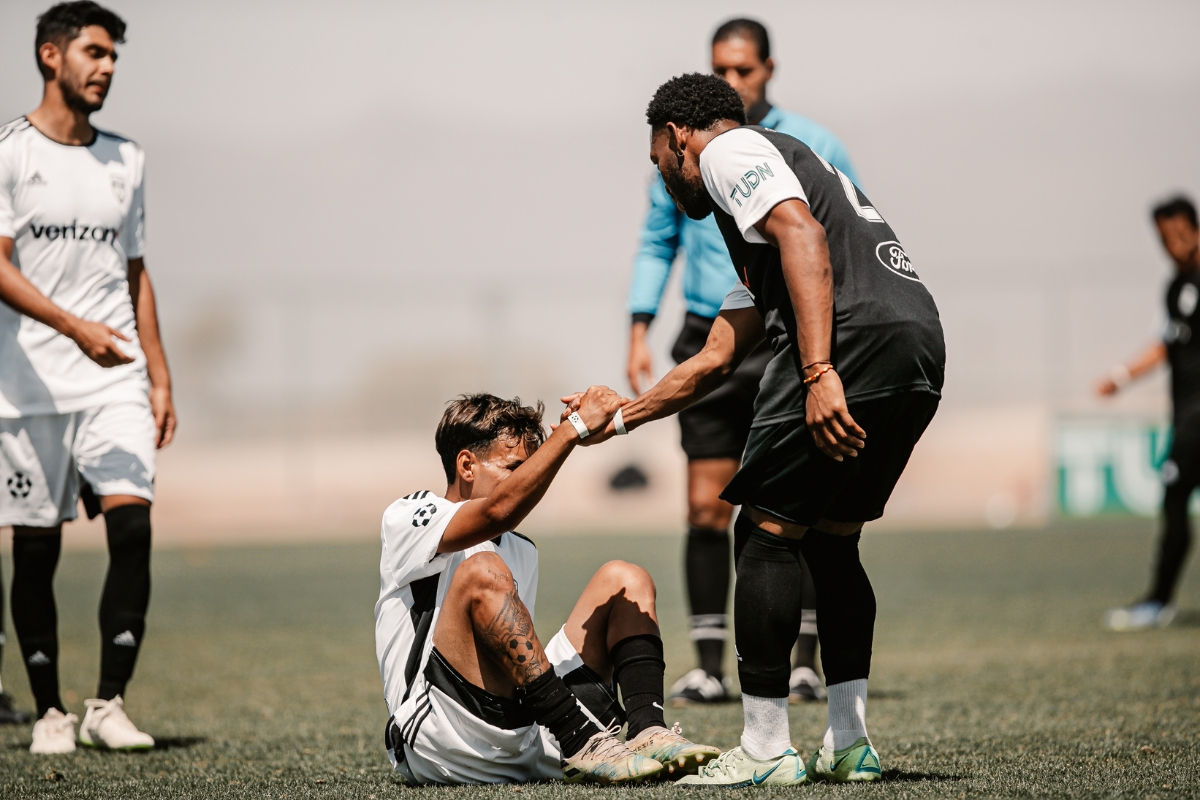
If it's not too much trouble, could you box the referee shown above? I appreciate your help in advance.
[1098,196,1200,631]
[627,18,858,706]
[0,2,174,753]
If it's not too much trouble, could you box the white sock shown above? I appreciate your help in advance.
[823,679,868,752]
[740,694,791,760]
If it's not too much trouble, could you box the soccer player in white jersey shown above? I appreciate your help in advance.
[376,391,719,784]
[0,2,175,754]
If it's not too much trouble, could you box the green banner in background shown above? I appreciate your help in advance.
[1056,418,1171,517]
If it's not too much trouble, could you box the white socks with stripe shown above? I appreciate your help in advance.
[823,678,869,751]
[740,694,791,760]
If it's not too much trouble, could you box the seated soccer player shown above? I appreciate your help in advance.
[375,391,720,785]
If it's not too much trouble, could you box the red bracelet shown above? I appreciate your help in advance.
[803,364,834,386]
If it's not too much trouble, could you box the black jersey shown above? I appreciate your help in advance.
[1164,271,1200,416]
[700,126,945,426]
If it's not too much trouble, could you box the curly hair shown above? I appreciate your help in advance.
[36,2,126,80]
[435,394,547,483]
[646,73,746,131]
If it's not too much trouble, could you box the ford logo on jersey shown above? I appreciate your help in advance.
[875,241,920,282]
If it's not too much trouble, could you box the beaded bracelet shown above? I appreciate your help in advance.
[803,364,834,386]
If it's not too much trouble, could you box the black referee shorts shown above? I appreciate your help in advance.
[671,312,771,461]
[721,390,940,526]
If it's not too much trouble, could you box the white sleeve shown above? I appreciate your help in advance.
[720,283,756,311]
[700,128,807,245]
[380,493,461,588]
[0,149,14,239]
[118,145,145,259]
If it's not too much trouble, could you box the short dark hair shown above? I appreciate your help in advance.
[1153,195,1198,229]
[35,2,126,80]
[713,18,771,62]
[435,394,547,483]
[646,73,746,132]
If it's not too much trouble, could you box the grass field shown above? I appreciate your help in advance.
[0,521,1197,798]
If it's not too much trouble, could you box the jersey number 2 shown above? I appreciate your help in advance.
[812,152,883,223]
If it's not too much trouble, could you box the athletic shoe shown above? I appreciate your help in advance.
[79,696,154,751]
[676,745,807,787]
[29,708,78,754]
[806,737,882,782]
[0,691,32,724]
[1103,601,1177,631]
[561,729,663,784]
[626,723,721,778]
[788,666,827,703]
[668,668,733,706]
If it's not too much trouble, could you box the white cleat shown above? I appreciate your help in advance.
[668,668,733,706]
[1103,601,1177,632]
[788,666,827,703]
[79,696,154,751]
[30,708,79,754]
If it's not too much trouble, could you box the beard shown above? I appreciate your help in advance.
[661,158,713,220]
[60,73,105,114]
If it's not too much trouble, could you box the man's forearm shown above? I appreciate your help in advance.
[778,226,834,370]
[0,257,78,338]
[621,349,731,431]
[129,259,171,389]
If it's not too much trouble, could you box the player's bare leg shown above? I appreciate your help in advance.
[561,560,720,777]
[432,552,661,784]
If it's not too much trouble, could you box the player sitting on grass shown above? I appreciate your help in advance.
[375,391,719,785]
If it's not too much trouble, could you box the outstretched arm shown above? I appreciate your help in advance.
[0,238,133,367]
[1097,342,1167,396]
[439,386,625,553]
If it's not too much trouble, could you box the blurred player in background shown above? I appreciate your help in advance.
[627,18,857,707]
[1097,196,1200,631]
[572,73,944,785]
[0,2,175,753]
[377,392,718,784]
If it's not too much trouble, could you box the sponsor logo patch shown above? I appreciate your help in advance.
[875,240,920,282]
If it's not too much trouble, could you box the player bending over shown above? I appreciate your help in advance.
[375,391,719,785]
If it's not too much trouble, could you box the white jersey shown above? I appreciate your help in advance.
[0,117,148,417]
[375,490,540,718]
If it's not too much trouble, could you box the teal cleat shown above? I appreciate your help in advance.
[806,737,882,782]
[676,745,807,788]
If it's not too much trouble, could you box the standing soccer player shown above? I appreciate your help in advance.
[627,18,857,706]
[1097,196,1200,631]
[569,73,944,784]
[0,2,175,754]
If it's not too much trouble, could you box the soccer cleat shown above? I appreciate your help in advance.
[788,666,827,703]
[806,737,882,782]
[626,723,721,778]
[1103,601,1177,631]
[668,668,733,707]
[0,691,32,724]
[561,729,663,785]
[79,696,154,751]
[676,745,807,787]
[29,708,78,754]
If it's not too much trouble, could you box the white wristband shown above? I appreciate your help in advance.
[567,411,590,439]
[614,407,628,435]
[1109,364,1132,387]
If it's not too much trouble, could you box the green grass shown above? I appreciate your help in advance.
[1,521,1198,798]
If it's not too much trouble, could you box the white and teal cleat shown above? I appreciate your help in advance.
[627,723,721,778]
[1103,601,1176,631]
[561,730,663,785]
[675,745,807,787]
[806,737,882,782]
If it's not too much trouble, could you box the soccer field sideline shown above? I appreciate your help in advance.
[0,523,1197,798]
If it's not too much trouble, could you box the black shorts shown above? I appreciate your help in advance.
[721,390,940,526]
[672,312,771,461]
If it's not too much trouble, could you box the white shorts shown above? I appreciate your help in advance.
[0,399,156,526]
[388,627,615,785]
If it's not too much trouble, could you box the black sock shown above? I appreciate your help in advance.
[794,555,818,671]
[516,670,600,758]
[611,634,666,739]
[733,513,804,698]
[685,526,730,679]
[799,530,875,685]
[11,532,64,718]
[98,505,152,700]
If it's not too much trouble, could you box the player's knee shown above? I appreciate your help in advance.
[688,496,733,530]
[455,551,516,598]
[596,560,656,602]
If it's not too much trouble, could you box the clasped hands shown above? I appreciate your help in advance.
[555,386,628,446]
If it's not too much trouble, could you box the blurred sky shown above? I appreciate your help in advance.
[1,0,1198,438]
